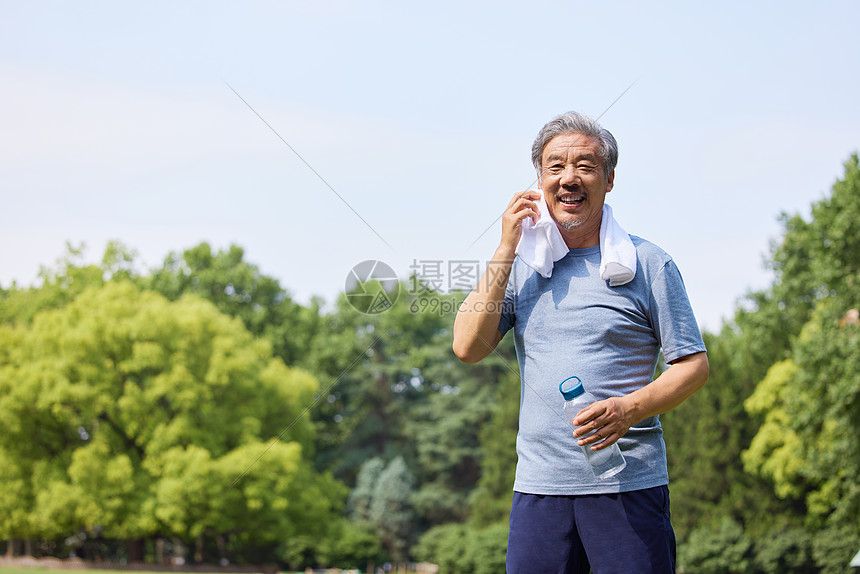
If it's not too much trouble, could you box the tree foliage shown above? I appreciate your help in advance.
[369,456,416,563]
[667,155,860,572]
[305,286,519,533]
[3,154,859,571]
[0,280,341,559]
[678,516,755,574]
[144,242,320,367]
[413,521,508,574]
[742,155,860,533]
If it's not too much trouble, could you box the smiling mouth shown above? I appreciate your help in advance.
[558,195,584,206]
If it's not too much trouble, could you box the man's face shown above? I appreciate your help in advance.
[539,132,614,246]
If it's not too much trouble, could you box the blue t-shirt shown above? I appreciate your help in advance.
[498,236,706,495]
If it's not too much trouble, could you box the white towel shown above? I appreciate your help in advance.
[515,197,637,286]
[514,194,569,278]
[598,203,637,286]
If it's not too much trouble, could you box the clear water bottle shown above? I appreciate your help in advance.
[559,376,626,479]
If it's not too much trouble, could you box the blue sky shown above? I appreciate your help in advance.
[2,1,859,332]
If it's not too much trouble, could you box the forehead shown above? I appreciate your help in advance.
[542,132,602,162]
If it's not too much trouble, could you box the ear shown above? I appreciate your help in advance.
[606,169,615,193]
[537,171,543,190]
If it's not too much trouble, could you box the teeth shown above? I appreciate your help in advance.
[559,197,583,204]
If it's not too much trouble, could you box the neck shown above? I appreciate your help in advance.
[556,214,603,249]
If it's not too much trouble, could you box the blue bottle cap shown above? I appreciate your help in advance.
[559,376,584,400]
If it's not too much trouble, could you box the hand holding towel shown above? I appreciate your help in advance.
[515,197,637,286]
[514,193,568,278]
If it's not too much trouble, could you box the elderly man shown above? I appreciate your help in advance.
[453,111,709,573]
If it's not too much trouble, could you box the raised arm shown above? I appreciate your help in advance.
[453,190,541,363]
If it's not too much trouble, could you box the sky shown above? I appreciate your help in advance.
[2,1,859,332]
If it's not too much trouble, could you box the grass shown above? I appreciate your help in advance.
[1,570,131,574]
[0,570,281,574]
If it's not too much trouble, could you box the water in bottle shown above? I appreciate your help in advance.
[559,375,626,479]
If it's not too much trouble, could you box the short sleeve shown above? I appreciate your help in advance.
[648,260,707,363]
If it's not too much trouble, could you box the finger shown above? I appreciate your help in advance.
[581,430,619,450]
[504,202,539,228]
[589,437,616,451]
[578,430,605,447]
[510,195,539,213]
[519,204,540,225]
[500,208,539,249]
[594,429,624,450]
[507,190,541,212]
[575,420,606,442]
[504,207,538,228]
[508,190,536,207]
[527,200,541,223]
[573,403,605,427]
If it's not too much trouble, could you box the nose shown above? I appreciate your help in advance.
[559,164,578,187]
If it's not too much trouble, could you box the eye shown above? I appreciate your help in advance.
[546,163,564,173]
[577,163,596,172]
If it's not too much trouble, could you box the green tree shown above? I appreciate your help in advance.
[0,241,126,326]
[665,155,860,574]
[677,516,755,574]
[752,525,816,574]
[309,284,521,541]
[742,155,860,533]
[369,456,416,563]
[347,457,386,524]
[466,339,519,528]
[145,242,320,367]
[307,287,471,477]
[405,353,501,525]
[413,521,509,574]
[810,523,860,574]
[0,281,342,560]
[664,328,794,544]
[280,518,384,571]
[744,299,860,527]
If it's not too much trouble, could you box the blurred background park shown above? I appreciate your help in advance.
[2,1,860,572]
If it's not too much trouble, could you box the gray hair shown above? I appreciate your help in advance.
[531,111,619,176]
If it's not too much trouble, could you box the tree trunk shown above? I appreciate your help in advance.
[194,535,203,564]
[216,535,227,564]
[155,538,164,564]
[127,538,145,563]
[173,538,187,565]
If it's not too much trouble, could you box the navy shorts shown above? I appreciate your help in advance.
[506,486,676,574]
